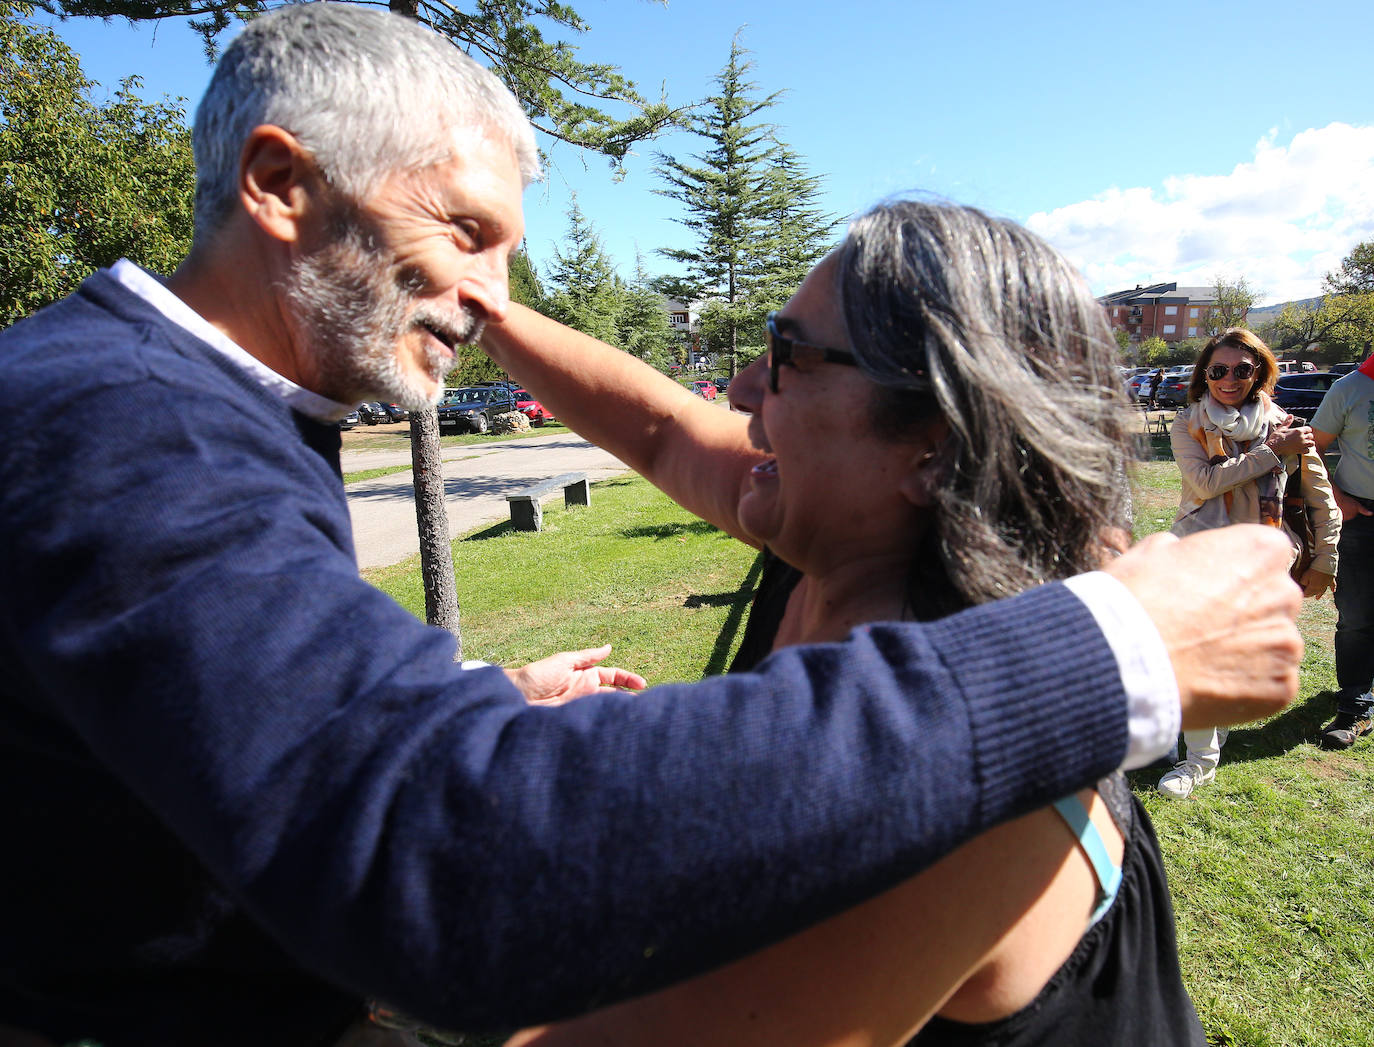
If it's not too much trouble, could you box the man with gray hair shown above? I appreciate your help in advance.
[0,4,1302,1045]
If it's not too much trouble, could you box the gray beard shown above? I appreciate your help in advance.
[281,214,482,411]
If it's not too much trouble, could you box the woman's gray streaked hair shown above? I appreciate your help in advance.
[191,2,540,241]
[835,198,1134,619]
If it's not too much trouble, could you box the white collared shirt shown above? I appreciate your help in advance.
[109,259,354,423]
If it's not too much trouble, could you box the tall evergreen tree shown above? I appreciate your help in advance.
[655,37,779,377]
[545,196,624,343]
[617,252,677,371]
[754,140,839,308]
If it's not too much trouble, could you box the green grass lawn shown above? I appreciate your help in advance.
[364,462,1374,1047]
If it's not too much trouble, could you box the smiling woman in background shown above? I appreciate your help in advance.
[1160,328,1339,799]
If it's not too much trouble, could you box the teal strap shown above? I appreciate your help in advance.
[1052,794,1123,927]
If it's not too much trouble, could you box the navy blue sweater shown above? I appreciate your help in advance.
[0,271,1129,1045]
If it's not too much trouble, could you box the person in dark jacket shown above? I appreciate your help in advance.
[1146,367,1166,409]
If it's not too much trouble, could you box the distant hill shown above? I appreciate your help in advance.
[1248,297,1323,327]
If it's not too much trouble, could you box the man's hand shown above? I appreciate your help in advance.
[1298,566,1335,599]
[506,645,647,706]
[1333,485,1372,522]
[1104,527,1303,729]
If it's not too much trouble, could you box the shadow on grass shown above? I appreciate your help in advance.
[1220,688,1340,766]
[699,551,766,678]
[621,520,722,541]
[1128,689,1341,790]
[1133,431,1177,462]
[462,520,515,542]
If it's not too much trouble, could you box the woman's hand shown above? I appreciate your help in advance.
[506,645,647,706]
[1334,486,1374,522]
[1298,567,1336,599]
[1265,423,1315,456]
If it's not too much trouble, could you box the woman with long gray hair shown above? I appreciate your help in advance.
[483,198,1203,1046]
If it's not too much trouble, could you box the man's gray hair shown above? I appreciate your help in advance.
[191,2,540,240]
[835,198,1134,618]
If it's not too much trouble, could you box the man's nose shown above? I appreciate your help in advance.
[457,257,510,323]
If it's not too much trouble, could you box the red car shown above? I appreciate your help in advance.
[691,380,718,400]
[512,388,554,426]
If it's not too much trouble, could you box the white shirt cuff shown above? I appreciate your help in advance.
[1063,571,1181,770]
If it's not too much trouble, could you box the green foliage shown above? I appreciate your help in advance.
[508,248,545,312]
[1323,240,1374,297]
[1264,294,1374,361]
[0,2,195,326]
[654,38,779,371]
[1114,327,1131,357]
[34,0,684,172]
[1260,243,1374,362]
[1206,274,1259,335]
[654,39,834,378]
[544,195,624,343]
[1139,335,1171,364]
[616,253,677,370]
[750,139,839,309]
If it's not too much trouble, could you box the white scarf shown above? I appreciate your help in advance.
[1202,393,1267,442]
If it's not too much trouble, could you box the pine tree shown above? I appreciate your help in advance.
[655,37,779,377]
[545,196,624,344]
[617,253,677,371]
[753,139,839,314]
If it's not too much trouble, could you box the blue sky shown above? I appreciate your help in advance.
[37,0,1374,305]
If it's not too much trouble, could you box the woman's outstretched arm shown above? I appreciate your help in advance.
[481,305,760,543]
[504,799,1105,1047]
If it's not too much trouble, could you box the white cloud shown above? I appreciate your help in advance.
[1026,123,1374,305]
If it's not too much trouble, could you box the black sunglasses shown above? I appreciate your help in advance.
[765,312,859,393]
[1206,361,1256,382]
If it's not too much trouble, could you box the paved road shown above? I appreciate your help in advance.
[343,431,629,568]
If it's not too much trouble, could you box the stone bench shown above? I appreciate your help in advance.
[505,471,591,532]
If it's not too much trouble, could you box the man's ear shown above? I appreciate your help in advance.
[897,419,952,508]
[238,125,321,245]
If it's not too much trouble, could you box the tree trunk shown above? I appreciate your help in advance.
[409,408,462,658]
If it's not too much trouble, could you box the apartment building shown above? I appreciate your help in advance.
[1098,282,1224,342]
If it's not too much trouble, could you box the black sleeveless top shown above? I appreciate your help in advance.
[729,550,1205,1047]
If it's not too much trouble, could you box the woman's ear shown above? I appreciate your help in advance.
[897,420,952,508]
[238,125,324,245]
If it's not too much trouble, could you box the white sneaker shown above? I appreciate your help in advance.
[1156,761,1215,799]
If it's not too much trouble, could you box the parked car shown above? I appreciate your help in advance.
[337,408,360,431]
[1273,371,1340,424]
[1127,371,1160,401]
[357,401,390,425]
[1329,362,1359,376]
[691,379,718,400]
[512,388,554,426]
[436,385,517,434]
[381,403,410,423]
[1154,369,1193,408]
